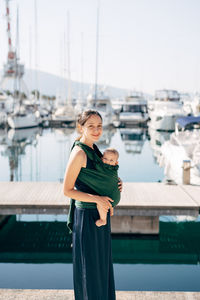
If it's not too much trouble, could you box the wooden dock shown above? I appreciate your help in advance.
[0,181,199,215]
[0,182,199,234]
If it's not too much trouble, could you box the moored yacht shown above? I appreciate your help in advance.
[0,91,13,127]
[148,89,186,131]
[181,93,193,115]
[119,92,148,127]
[87,89,114,127]
[111,98,123,114]
[7,104,41,129]
[192,93,200,116]
[51,104,76,126]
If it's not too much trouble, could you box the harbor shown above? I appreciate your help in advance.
[0,107,200,292]
[1,0,200,297]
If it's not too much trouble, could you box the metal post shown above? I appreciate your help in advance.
[182,160,191,185]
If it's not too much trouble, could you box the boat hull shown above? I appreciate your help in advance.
[7,114,40,129]
[119,112,148,126]
[149,114,184,131]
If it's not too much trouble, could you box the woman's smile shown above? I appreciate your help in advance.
[92,134,100,137]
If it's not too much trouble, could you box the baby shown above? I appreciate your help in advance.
[95,148,119,227]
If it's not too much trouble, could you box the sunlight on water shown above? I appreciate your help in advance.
[0,127,165,182]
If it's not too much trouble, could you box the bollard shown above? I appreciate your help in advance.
[182,160,191,184]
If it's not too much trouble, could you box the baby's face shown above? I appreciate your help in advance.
[102,152,118,166]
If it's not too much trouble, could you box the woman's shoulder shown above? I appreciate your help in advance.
[68,145,87,168]
[70,145,87,163]
[71,145,86,158]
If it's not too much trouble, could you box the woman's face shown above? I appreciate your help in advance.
[81,115,103,142]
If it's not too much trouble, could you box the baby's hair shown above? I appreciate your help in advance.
[103,148,119,159]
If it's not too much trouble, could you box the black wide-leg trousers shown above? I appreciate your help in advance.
[72,207,116,300]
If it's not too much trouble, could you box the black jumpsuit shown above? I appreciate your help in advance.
[72,146,116,300]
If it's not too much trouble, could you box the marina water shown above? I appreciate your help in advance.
[0,126,200,291]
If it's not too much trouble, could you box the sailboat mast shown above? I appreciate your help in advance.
[5,0,14,57]
[29,26,32,95]
[94,3,100,104]
[67,11,72,105]
[34,0,38,103]
[16,6,19,61]
[16,5,21,101]
[81,32,84,103]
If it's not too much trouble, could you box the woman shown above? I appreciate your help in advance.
[63,110,122,300]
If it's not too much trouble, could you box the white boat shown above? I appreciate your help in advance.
[181,93,193,115]
[192,93,200,116]
[148,90,186,131]
[51,104,75,126]
[119,92,148,127]
[0,91,14,127]
[7,104,40,129]
[87,90,114,127]
[111,98,123,114]
[158,116,200,185]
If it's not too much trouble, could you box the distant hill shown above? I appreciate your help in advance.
[0,69,153,100]
[0,69,129,99]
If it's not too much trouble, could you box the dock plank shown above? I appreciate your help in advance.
[0,182,199,216]
[0,182,66,205]
[180,184,200,207]
[120,183,198,208]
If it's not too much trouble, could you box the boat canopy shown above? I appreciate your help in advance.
[176,116,200,128]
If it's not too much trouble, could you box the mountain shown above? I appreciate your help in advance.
[0,69,129,99]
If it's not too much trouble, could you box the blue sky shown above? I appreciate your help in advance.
[0,0,200,94]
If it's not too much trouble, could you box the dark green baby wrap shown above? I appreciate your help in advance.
[67,140,120,233]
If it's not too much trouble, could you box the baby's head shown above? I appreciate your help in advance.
[102,148,119,166]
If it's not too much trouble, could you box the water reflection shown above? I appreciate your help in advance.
[119,128,147,154]
[51,128,75,182]
[52,128,75,139]
[1,128,41,181]
[0,215,200,264]
[97,126,116,149]
[148,127,172,163]
[0,129,8,145]
[0,125,165,182]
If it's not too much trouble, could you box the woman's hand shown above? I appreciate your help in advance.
[94,195,113,212]
[118,177,123,192]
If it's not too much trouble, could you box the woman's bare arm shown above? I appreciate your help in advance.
[63,146,113,211]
